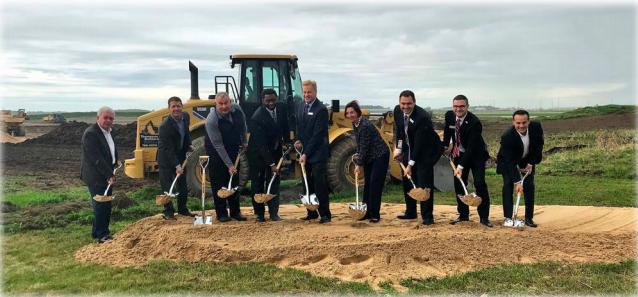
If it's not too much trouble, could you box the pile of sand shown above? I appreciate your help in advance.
[75,203,636,287]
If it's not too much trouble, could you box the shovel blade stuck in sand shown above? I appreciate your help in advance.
[348,204,367,220]
[195,155,213,225]
[194,212,213,225]
[459,193,482,207]
[301,194,320,211]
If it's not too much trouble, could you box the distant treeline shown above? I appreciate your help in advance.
[29,110,151,118]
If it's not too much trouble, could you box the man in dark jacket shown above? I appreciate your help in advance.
[497,110,544,227]
[443,94,493,227]
[157,96,195,220]
[81,106,120,243]
[393,90,443,225]
[247,89,290,222]
[205,92,248,222]
[294,80,331,223]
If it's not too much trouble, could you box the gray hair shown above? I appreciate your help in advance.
[97,106,114,117]
[216,91,230,100]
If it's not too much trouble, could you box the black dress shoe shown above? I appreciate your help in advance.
[421,218,434,226]
[369,218,380,223]
[255,215,265,222]
[525,219,538,228]
[397,213,417,220]
[319,216,331,224]
[231,214,247,221]
[178,210,196,217]
[449,216,469,225]
[218,216,231,223]
[162,214,176,221]
[270,214,282,221]
[300,214,319,221]
[480,218,493,228]
[98,235,113,243]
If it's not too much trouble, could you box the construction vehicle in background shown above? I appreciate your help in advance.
[43,113,67,124]
[16,109,29,120]
[0,110,26,136]
[125,55,451,198]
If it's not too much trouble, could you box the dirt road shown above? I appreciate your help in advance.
[75,203,637,288]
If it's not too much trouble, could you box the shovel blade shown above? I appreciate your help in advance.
[513,220,525,227]
[194,215,213,225]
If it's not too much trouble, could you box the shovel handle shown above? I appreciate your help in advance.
[397,161,412,180]
[276,156,285,170]
[233,149,244,168]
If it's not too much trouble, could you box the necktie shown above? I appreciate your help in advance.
[403,115,409,146]
[453,118,461,158]
[271,109,277,123]
[304,104,310,116]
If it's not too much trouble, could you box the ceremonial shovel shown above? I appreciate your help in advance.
[444,153,482,207]
[156,151,194,206]
[254,147,293,204]
[394,159,430,201]
[194,156,213,225]
[510,170,531,228]
[297,146,319,211]
[348,158,367,220]
[93,163,122,202]
[217,149,245,198]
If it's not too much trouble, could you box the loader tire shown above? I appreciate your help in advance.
[326,134,359,192]
[186,137,250,199]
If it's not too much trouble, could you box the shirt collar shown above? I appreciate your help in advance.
[306,98,316,109]
[98,125,112,134]
[517,129,529,137]
[455,114,467,123]
[171,114,183,123]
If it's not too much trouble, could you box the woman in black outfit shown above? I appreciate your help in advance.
[345,100,390,223]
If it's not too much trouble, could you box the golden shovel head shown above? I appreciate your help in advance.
[93,195,114,202]
[348,208,367,220]
[408,187,431,201]
[254,193,275,204]
[461,194,482,207]
[155,194,173,206]
[217,189,234,198]
[303,203,319,211]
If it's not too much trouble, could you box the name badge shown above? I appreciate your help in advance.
[409,118,414,124]
[308,112,313,116]
[449,125,455,129]
[397,140,403,148]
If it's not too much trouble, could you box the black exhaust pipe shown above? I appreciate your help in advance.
[189,61,200,100]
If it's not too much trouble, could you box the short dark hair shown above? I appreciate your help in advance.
[512,109,530,120]
[453,94,468,104]
[261,88,278,99]
[168,96,182,107]
[344,100,362,117]
[399,90,416,102]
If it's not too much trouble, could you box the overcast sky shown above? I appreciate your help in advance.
[0,2,635,112]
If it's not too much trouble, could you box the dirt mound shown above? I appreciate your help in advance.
[20,121,137,147]
[75,203,636,288]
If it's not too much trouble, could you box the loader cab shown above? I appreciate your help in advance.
[221,55,303,132]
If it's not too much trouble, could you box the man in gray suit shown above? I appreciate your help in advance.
[81,106,120,243]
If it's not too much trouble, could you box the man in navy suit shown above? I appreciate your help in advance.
[294,80,331,224]
[157,96,195,220]
[80,106,120,243]
[497,110,544,227]
[248,89,290,222]
[442,95,493,228]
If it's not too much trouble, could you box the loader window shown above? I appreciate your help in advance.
[243,67,258,103]
[290,68,303,103]
[261,61,288,102]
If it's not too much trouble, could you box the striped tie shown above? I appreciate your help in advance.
[452,118,461,158]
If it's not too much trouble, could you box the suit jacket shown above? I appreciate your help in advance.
[442,111,489,167]
[80,123,119,188]
[157,112,192,169]
[496,121,544,182]
[393,105,443,168]
[295,98,329,163]
[248,105,290,169]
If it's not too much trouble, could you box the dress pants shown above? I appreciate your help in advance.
[304,160,331,219]
[453,152,490,219]
[250,165,280,217]
[502,169,535,220]
[401,155,434,220]
[362,152,389,220]
[159,166,188,216]
[88,185,112,239]
[209,162,242,218]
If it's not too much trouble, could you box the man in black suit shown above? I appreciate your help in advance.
[81,106,120,243]
[393,90,443,225]
[443,94,493,227]
[294,80,331,224]
[497,110,544,227]
[248,89,290,222]
[157,96,196,220]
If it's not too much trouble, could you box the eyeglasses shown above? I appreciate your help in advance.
[101,116,114,121]
[452,105,467,109]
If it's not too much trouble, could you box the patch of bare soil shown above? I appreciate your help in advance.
[75,203,636,288]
